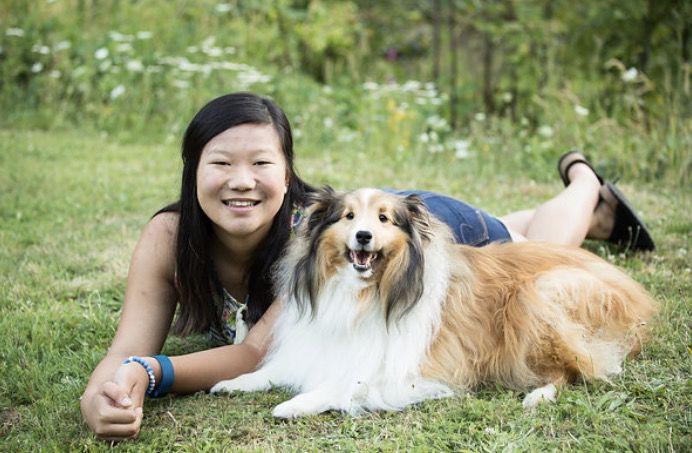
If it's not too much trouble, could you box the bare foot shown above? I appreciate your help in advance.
[587,199,615,240]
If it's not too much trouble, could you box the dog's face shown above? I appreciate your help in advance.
[291,187,431,322]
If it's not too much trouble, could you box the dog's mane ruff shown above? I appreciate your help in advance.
[279,186,344,318]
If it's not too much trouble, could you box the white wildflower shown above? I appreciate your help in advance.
[419,132,430,143]
[186,46,199,53]
[126,60,144,72]
[402,80,422,92]
[110,84,126,100]
[322,85,333,94]
[136,31,153,40]
[293,128,303,139]
[146,65,162,73]
[621,67,638,82]
[574,105,589,117]
[53,40,71,51]
[48,69,61,79]
[429,143,444,153]
[426,115,448,131]
[538,125,554,138]
[31,62,43,73]
[98,60,111,71]
[474,112,486,122]
[172,79,190,89]
[109,31,133,42]
[323,118,334,128]
[94,47,109,60]
[337,130,357,142]
[203,47,223,57]
[501,92,513,103]
[115,43,133,53]
[6,28,24,37]
[363,81,378,90]
[224,46,236,54]
[215,3,232,13]
[32,44,50,54]
[453,139,471,159]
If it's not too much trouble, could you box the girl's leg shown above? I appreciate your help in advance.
[499,162,609,246]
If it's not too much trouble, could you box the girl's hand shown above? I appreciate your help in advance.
[80,362,150,440]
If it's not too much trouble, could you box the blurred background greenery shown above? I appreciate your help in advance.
[1,0,690,183]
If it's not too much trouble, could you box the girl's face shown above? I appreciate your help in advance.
[196,123,288,247]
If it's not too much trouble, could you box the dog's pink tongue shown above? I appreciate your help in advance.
[356,251,373,265]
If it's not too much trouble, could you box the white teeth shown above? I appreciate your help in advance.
[224,200,256,207]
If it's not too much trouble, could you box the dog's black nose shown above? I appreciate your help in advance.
[356,230,372,245]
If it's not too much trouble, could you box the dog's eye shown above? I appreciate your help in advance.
[379,214,388,223]
[345,212,354,220]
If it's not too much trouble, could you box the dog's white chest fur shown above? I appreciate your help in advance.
[211,239,453,418]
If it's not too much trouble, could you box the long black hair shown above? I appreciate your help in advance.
[157,92,314,335]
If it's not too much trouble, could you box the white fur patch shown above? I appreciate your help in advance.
[522,383,557,409]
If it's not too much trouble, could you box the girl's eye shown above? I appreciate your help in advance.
[379,214,388,223]
[254,161,272,166]
[345,212,354,220]
[212,161,230,166]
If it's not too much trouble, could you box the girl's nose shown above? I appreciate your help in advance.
[227,167,256,191]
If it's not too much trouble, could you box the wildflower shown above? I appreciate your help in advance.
[474,112,486,122]
[53,40,71,51]
[172,79,190,89]
[110,84,126,100]
[453,139,471,159]
[186,46,199,53]
[126,60,144,72]
[419,132,430,143]
[574,105,589,117]
[31,62,43,73]
[32,44,50,54]
[136,31,153,40]
[215,3,232,13]
[621,67,638,83]
[538,125,554,138]
[94,48,109,60]
[99,60,111,71]
[201,36,216,49]
[293,128,303,139]
[6,28,24,37]
[49,70,61,79]
[109,31,133,42]
[363,81,378,90]
[429,143,444,153]
[224,46,236,54]
[203,47,223,57]
[323,118,334,128]
[426,115,448,131]
[501,92,513,103]
[116,43,133,53]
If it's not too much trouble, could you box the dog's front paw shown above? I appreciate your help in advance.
[210,379,243,395]
[272,399,313,419]
[210,371,273,395]
[272,393,334,419]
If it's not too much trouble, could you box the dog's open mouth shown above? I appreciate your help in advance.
[347,249,380,272]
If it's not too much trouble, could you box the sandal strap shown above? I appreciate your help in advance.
[557,150,604,187]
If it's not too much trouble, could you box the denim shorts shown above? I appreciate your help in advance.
[388,189,512,246]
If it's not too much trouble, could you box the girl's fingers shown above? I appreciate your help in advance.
[101,381,133,407]
[97,397,139,424]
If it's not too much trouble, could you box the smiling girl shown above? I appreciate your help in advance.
[80,92,653,439]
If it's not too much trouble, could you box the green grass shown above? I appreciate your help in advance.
[0,128,690,451]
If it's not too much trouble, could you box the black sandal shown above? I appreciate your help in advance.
[556,150,656,252]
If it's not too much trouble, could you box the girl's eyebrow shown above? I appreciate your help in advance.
[206,148,277,157]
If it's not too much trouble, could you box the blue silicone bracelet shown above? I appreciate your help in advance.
[122,356,156,395]
[150,355,174,398]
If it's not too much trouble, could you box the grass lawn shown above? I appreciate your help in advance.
[0,128,689,451]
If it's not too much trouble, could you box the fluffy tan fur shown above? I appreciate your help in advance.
[421,220,658,391]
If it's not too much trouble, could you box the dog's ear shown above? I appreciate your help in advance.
[305,185,344,235]
[399,194,432,242]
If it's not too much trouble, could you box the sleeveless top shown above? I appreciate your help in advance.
[207,205,306,346]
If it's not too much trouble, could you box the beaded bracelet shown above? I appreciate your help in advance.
[122,356,156,395]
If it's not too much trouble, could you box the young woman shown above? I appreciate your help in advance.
[80,92,654,440]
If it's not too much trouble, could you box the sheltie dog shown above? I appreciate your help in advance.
[211,188,657,418]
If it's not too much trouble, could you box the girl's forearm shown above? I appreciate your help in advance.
[147,342,263,394]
